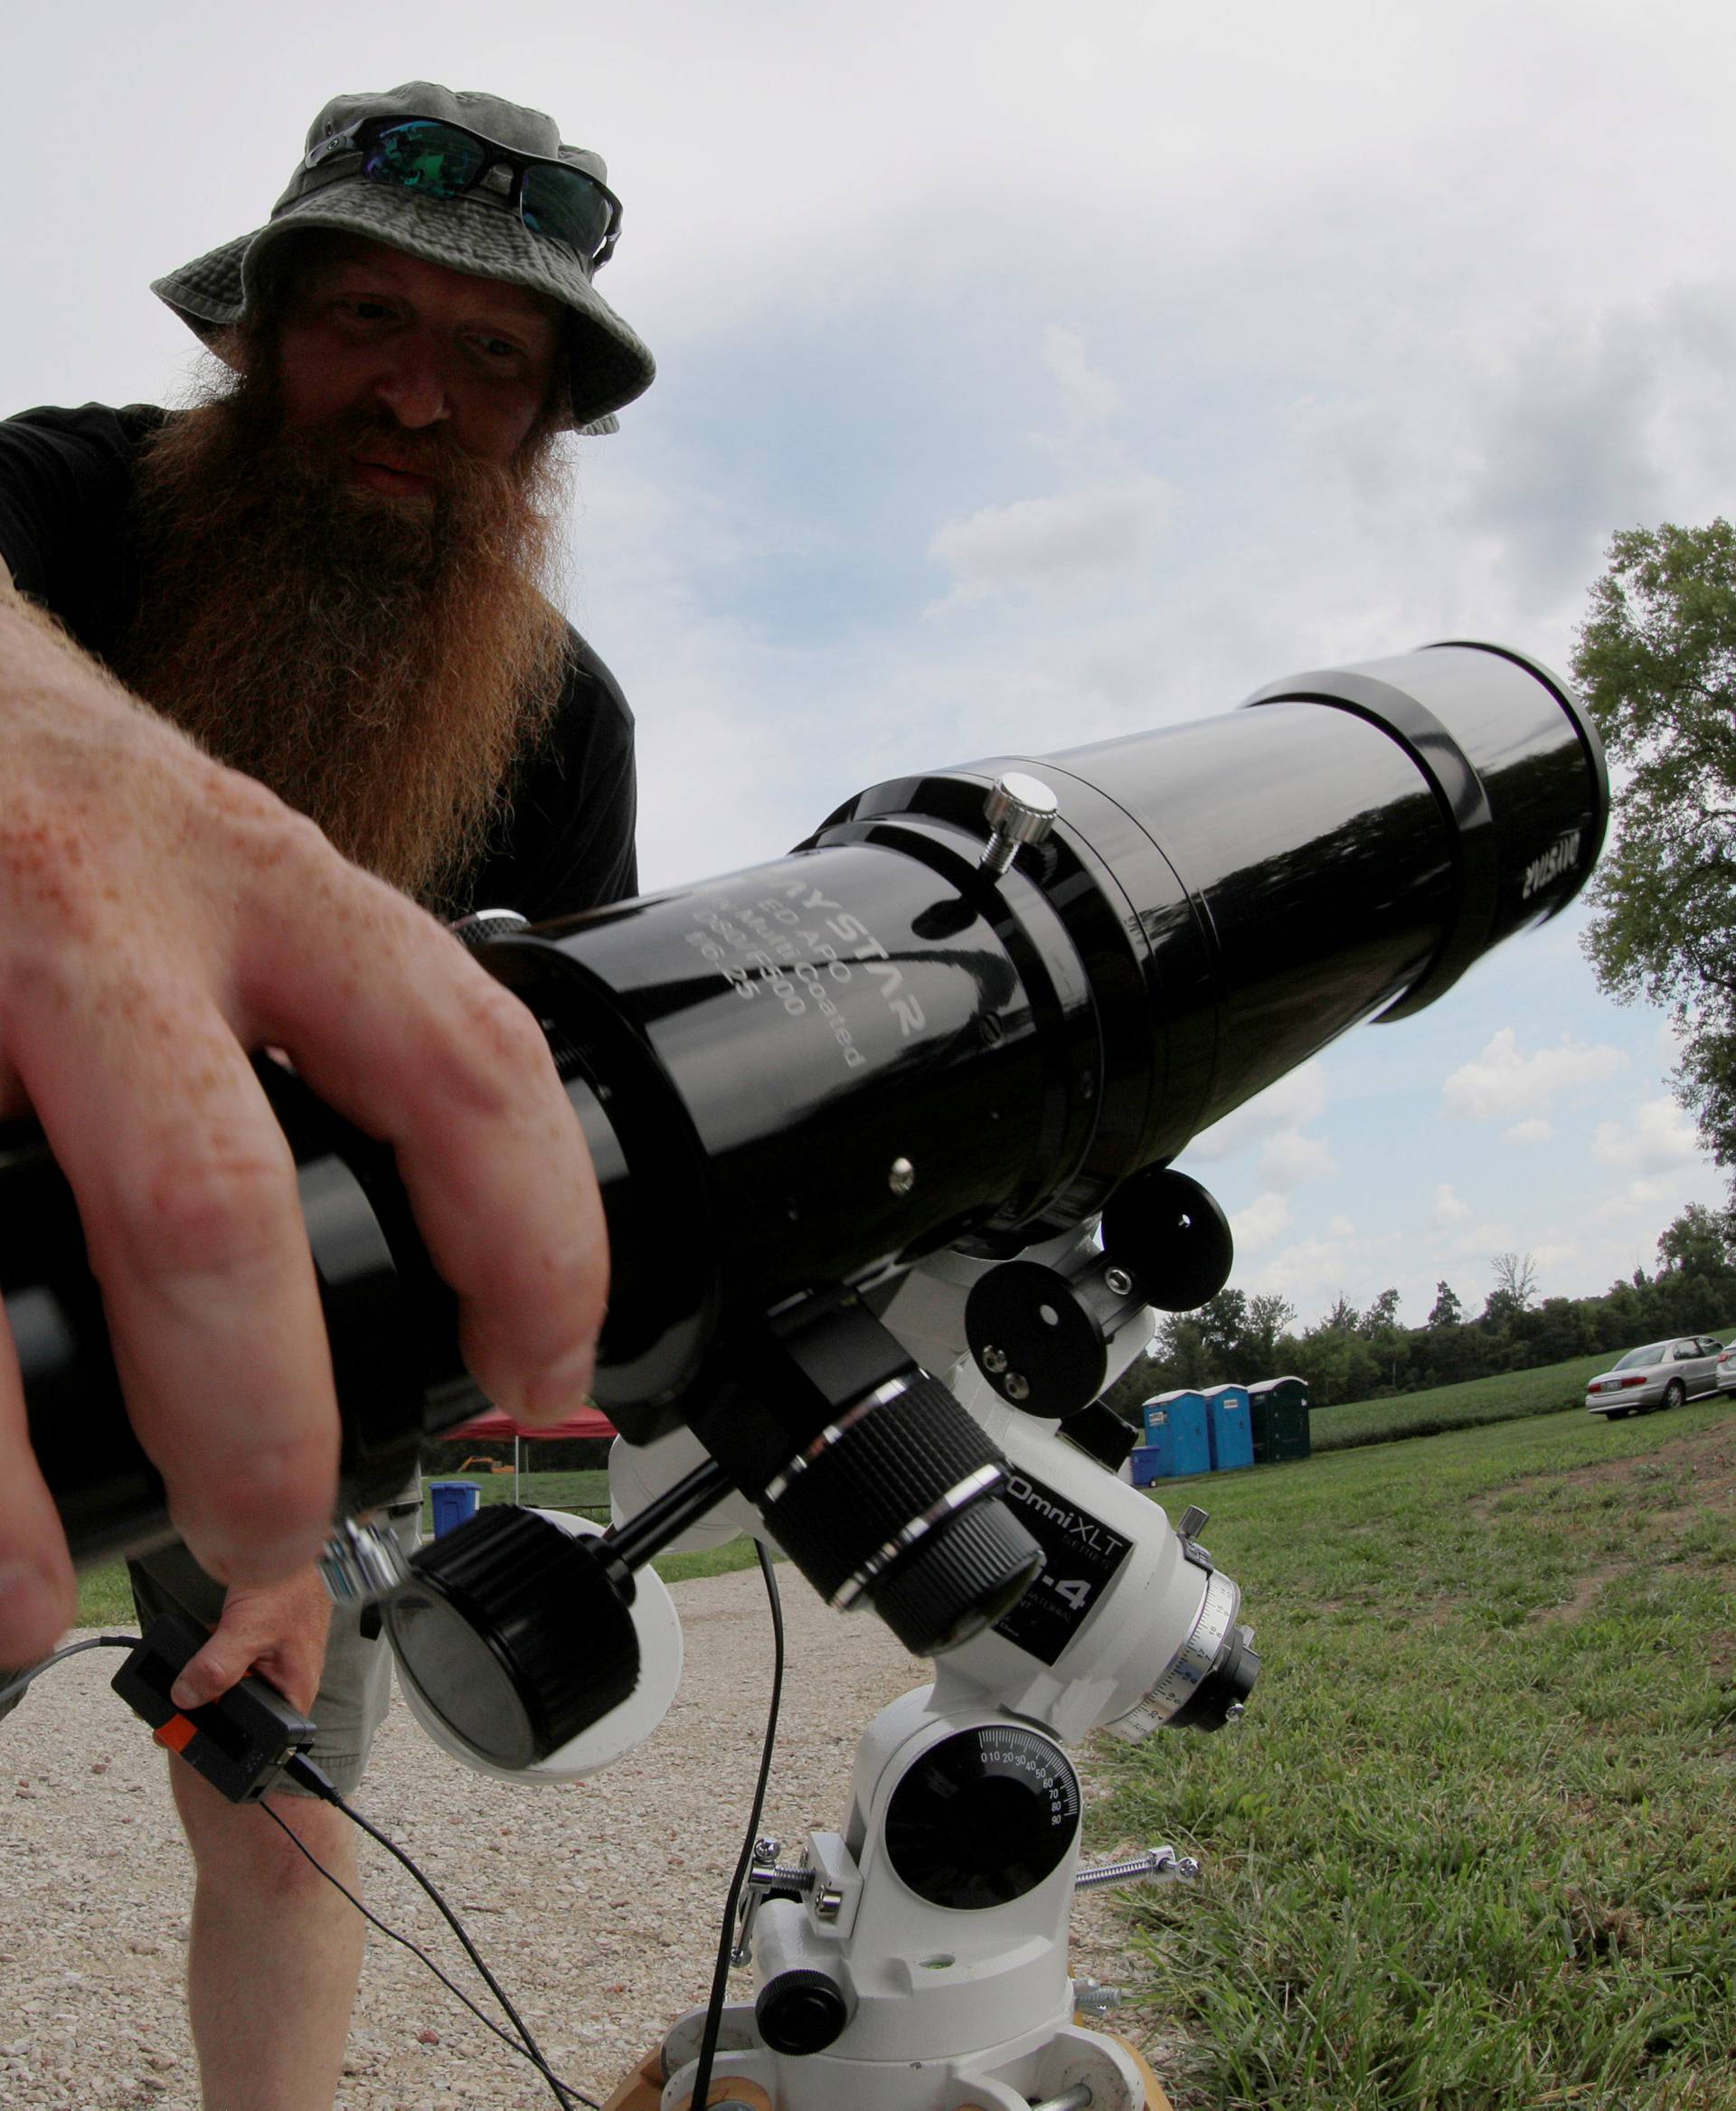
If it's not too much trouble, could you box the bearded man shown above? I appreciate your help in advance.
[0,82,652,2111]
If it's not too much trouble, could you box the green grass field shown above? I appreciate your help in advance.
[1307,1326,1736,1454]
[1105,1398,1736,2110]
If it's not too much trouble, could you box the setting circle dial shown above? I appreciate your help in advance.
[884,1723,1081,1908]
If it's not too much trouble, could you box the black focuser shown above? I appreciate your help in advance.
[962,1170,1235,1416]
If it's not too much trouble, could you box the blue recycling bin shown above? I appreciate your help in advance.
[429,1480,481,1536]
[1203,1383,1254,1471]
[1138,1390,1212,1479]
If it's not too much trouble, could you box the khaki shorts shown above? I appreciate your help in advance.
[127,1477,422,1800]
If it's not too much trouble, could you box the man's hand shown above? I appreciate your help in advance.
[168,1568,335,1717]
[0,589,608,1664]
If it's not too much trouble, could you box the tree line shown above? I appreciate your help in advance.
[1101,1203,1736,1416]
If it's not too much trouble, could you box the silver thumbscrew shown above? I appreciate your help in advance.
[980,773,1060,876]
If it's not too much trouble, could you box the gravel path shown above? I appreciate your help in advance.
[1,1569,1161,2109]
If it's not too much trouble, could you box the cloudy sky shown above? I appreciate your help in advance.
[10,0,1734,1329]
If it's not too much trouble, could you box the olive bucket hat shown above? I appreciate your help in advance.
[150,81,655,434]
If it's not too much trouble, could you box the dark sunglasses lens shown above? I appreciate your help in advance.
[363,121,488,199]
[521,166,612,257]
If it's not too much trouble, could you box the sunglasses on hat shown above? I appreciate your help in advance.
[299,116,622,269]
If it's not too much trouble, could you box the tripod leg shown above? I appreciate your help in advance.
[667,2083,774,2111]
[601,2045,664,2111]
[1102,2031,1173,2109]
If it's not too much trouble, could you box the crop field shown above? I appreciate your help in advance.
[1103,1399,1736,2110]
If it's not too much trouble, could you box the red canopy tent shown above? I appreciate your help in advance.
[448,1408,617,1443]
[441,1407,618,1502]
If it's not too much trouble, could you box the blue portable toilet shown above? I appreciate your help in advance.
[1137,1390,1212,1480]
[429,1480,481,1536]
[1203,1383,1254,1471]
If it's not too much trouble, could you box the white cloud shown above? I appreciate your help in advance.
[927,476,1175,603]
[1592,1098,1703,1174]
[1327,1214,1355,1238]
[1231,1192,1292,1255]
[1042,326,1121,428]
[1258,1129,1338,1189]
[1433,1183,1472,1225]
[1504,1117,1553,1145]
[1441,1028,1628,1123]
[1187,1063,1328,1162]
[1243,1228,1368,1309]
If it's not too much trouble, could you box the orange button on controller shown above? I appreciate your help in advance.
[153,1714,198,1754]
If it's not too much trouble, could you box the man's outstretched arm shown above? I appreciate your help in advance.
[0,564,609,1663]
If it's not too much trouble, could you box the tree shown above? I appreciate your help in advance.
[1490,1251,1539,1308]
[1358,1287,1402,1336]
[1427,1279,1463,1328]
[1571,523,1736,1188]
[1289,1310,1380,1406]
[1356,1287,1407,1388]
[1656,1201,1730,1277]
[1242,1292,1297,1375]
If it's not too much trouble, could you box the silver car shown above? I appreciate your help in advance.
[1585,1336,1727,1418]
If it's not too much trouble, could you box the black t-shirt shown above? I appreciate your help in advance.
[0,402,637,920]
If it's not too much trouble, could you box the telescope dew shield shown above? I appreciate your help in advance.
[12,642,1607,1571]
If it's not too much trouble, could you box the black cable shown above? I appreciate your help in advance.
[685,1539,786,2111]
[0,1634,138,1711]
[274,1756,599,2111]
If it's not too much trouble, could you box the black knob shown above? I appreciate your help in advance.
[965,1259,1132,1418]
[756,1967,851,2056]
[884,1724,1080,1908]
[383,1506,640,1767]
[1100,1167,1233,1313]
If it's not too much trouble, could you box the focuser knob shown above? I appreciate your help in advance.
[1099,1167,1234,1312]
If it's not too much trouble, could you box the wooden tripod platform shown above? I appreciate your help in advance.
[603,2031,1175,2111]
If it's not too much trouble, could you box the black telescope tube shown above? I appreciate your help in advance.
[11,642,1606,1560]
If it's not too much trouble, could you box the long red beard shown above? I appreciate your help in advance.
[115,369,570,909]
